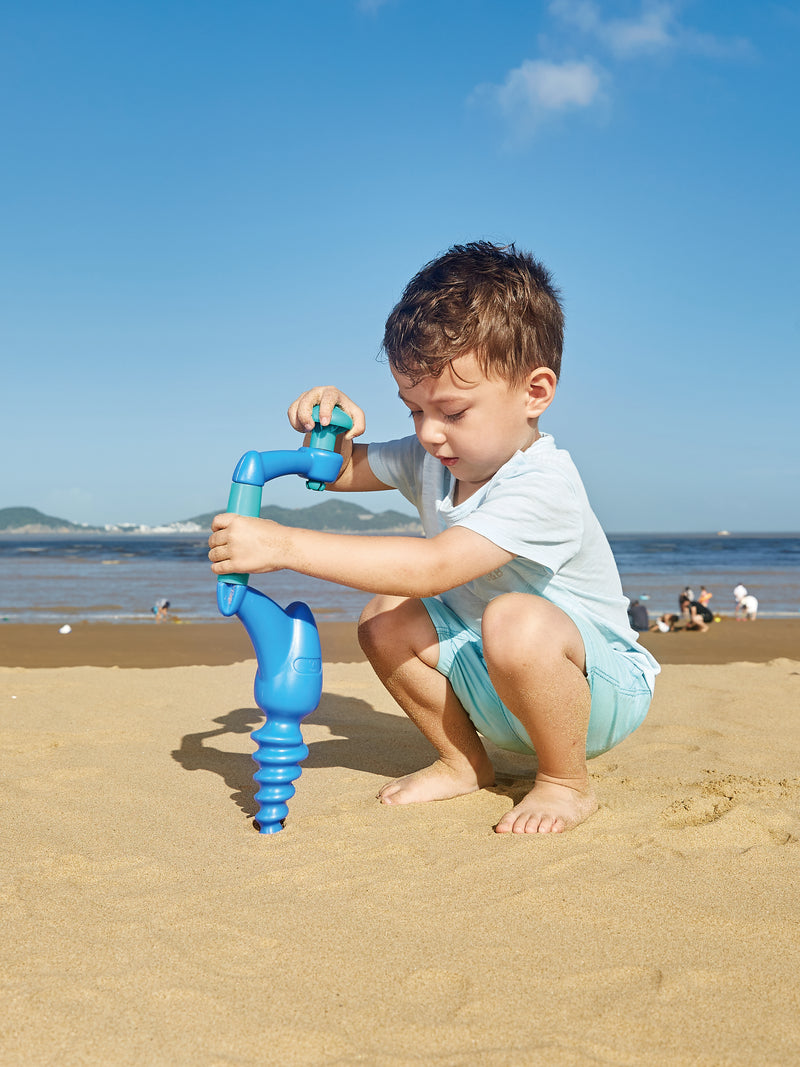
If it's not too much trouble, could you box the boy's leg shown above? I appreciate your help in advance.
[358,595,495,803]
[481,592,598,834]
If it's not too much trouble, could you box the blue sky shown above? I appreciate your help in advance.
[2,0,798,532]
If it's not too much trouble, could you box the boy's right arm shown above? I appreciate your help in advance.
[287,386,391,493]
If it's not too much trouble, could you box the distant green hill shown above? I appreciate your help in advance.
[1,499,422,534]
[186,498,421,533]
[0,507,90,532]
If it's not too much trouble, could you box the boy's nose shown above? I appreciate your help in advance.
[418,416,447,447]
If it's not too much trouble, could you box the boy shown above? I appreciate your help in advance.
[209,241,659,834]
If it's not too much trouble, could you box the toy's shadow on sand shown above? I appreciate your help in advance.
[172,706,265,819]
[172,692,440,821]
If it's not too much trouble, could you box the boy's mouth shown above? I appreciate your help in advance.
[437,456,458,468]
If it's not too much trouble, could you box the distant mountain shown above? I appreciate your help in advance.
[185,498,422,534]
[0,500,422,535]
[0,507,95,533]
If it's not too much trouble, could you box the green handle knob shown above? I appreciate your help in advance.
[309,404,353,450]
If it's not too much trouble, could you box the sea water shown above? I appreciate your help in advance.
[0,532,798,626]
[0,534,373,625]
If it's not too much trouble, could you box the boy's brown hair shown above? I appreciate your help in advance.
[382,241,564,385]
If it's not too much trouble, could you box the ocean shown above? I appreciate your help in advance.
[1,532,799,626]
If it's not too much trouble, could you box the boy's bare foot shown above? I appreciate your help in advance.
[494,773,598,834]
[378,758,495,805]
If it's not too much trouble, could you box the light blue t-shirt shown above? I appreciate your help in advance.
[368,433,659,689]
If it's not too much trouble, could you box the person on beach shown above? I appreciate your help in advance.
[733,583,759,621]
[627,599,650,632]
[209,241,660,834]
[678,588,713,630]
[152,598,170,622]
[685,603,710,632]
[738,593,759,621]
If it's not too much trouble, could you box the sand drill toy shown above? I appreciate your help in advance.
[217,405,353,833]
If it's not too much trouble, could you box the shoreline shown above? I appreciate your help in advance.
[1,616,798,668]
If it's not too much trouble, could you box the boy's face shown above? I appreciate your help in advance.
[392,352,554,498]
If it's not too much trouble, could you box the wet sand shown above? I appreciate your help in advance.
[1,615,798,668]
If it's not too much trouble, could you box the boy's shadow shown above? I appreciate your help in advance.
[172,691,439,821]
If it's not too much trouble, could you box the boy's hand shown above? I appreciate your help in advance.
[208,514,288,575]
[287,386,388,493]
[288,386,366,440]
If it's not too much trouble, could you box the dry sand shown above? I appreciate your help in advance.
[1,618,799,1065]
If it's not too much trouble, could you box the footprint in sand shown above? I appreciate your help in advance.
[660,793,734,828]
[658,774,800,848]
[668,804,796,849]
[661,774,800,828]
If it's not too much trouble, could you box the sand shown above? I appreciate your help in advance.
[1,618,799,1064]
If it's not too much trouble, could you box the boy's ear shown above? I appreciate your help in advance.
[524,367,557,417]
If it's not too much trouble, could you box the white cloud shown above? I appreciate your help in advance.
[472,1,752,141]
[512,59,601,109]
[550,0,675,55]
[472,58,605,142]
[475,58,603,137]
[548,0,751,59]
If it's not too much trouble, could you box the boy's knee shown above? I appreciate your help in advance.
[482,593,584,673]
[483,593,546,646]
[357,596,438,664]
[358,595,413,653]
[357,596,391,657]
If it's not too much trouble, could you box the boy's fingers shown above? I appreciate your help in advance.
[210,512,233,532]
[347,409,366,438]
[289,393,323,430]
[318,390,366,437]
[315,387,343,426]
[289,396,318,430]
[289,387,364,434]
[208,537,224,558]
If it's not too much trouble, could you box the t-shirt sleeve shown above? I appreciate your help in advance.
[455,465,583,575]
[367,436,426,509]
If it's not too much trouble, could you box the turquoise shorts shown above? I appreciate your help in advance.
[422,597,653,759]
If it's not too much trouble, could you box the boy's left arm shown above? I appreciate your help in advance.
[209,514,513,598]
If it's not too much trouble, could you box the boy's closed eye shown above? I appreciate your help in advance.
[406,409,466,422]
